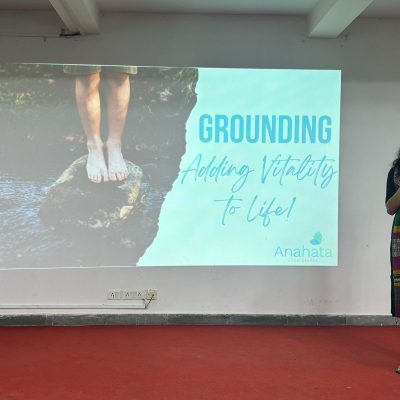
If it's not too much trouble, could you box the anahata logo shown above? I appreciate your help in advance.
[274,232,332,260]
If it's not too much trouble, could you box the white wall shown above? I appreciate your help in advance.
[0,11,399,315]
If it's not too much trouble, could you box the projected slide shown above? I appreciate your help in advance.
[0,64,341,268]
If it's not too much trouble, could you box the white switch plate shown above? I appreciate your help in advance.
[107,289,156,300]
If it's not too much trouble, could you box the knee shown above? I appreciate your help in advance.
[106,73,130,88]
[76,73,101,91]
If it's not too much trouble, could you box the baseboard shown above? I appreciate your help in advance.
[0,314,397,326]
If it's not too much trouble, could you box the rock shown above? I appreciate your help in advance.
[40,155,142,232]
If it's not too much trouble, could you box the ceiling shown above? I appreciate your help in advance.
[0,0,399,18]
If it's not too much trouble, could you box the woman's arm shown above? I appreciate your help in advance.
[386,189,400,215]
[386,168,399,215]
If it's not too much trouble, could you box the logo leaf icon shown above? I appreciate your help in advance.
[310,232,323,246]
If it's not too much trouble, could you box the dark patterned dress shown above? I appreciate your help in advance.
[386,167,400,317]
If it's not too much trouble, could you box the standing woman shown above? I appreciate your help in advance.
[386,150,400,334]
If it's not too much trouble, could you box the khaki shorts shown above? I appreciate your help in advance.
[63,65,138,76]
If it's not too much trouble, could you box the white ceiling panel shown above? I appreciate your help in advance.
[362,0,400,18]
[0,0,399,18]
[96,0,319,15]
[0,0,51,10]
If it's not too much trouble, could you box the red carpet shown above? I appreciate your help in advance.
[0,326,399,399]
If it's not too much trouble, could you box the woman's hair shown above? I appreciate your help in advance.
[393,148,400,171]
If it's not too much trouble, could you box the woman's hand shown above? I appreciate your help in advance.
[386,187,400,215]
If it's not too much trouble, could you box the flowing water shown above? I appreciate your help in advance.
[0,167,169,268]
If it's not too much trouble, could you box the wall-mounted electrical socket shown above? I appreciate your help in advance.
[134,290,146,300]
[146,289,158,300]
[107,289,121,300]
[120,290,135,300]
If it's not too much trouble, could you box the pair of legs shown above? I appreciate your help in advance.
[75,71,130,183]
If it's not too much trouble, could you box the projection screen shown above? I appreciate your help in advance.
[0,64,341,268]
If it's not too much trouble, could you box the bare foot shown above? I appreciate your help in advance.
[106,139,129,182]
[86,141,109,183]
